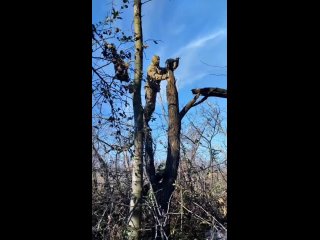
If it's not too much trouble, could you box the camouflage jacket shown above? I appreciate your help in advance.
[146,64,167,90]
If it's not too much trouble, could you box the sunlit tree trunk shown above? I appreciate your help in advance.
[128,0,144,239]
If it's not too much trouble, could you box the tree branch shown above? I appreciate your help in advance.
[92,144,108,170]
[200,60,227,69]
[191,87,227,98]
[193,96,208,107]
[97,137,133,153]
[92,67,109,85]
[180,87,227,120]
[179,94,209,120]
[142,0,152,5]
[179,93,201,120]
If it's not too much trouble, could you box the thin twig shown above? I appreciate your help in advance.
[142,0,153,5]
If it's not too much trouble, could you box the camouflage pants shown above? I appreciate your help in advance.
[144,86,157,123]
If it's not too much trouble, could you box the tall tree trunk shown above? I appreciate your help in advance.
[128,0,144,239]
[154,70,181,239]
[145,130,156,186]
[164,70,181,191]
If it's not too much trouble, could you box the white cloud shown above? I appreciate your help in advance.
[173,29,226,57]
[172,29,227,89]
[186,30,225,48]
[170,24,186,35]
[176,72,207,90]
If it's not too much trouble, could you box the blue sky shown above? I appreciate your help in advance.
[93,0,227,162]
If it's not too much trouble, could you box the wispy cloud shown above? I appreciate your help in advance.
[173,29,226,57]
[176,72,208,90]
[171,29,226,90]
[170,24,186,35]
[186,30,225,48]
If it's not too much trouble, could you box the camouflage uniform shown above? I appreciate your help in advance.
[144,55,168,123]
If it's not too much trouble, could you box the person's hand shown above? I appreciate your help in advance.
[162,73,169,80]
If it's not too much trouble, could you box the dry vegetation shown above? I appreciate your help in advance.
[92,103,227,240]
[92,2,227,238]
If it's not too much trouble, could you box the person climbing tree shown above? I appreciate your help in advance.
[144,55,179,126]
[144,55,169,125]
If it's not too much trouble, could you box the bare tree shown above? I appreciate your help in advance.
[92,1,227,239]
[143,63,227,238]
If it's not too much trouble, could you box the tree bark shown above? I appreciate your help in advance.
[153,70,181,239]
[128,1,144,239]
[145,131,156,186]
[163,70,181,194]
[144,72,227,238]
[191,87,227,98]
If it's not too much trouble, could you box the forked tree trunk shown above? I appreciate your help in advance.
[163,69,181,207]
[145,130,156,186]
[128,0,144,239]
[153,70,181,239]
[144,70,227,239]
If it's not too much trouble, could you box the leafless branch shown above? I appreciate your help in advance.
[179,93,200,119]
[142,0,153,5]
[200,60,227,68]
[193,202,227,231]
[97,137,133,153]
[191,88,227,98]
[193,96,208,107]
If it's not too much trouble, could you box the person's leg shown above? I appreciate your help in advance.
[144,87,157,124]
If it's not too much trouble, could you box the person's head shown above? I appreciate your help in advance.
[152,55,160,66]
